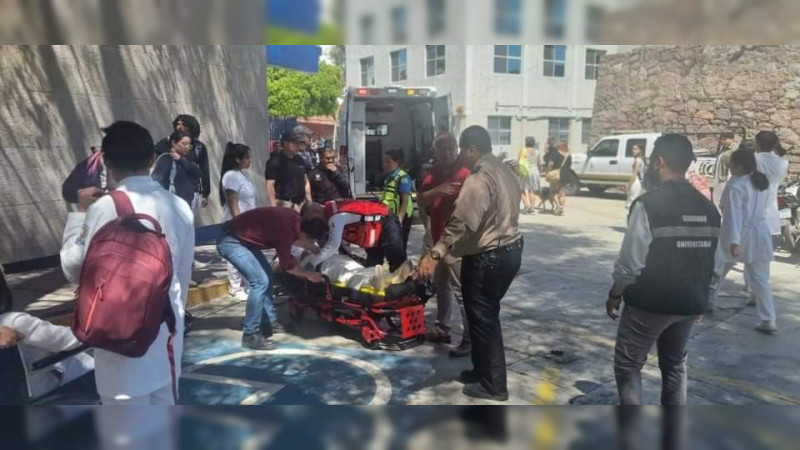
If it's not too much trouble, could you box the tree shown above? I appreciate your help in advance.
[267,62,344,118]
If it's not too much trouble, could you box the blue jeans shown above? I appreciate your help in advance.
[217,234,277,334]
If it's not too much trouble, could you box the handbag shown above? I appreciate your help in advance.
[545,154,568,184]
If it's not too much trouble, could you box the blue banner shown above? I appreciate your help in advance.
[266,0,320,34]
[266,45,321,73]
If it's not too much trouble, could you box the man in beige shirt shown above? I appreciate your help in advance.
[419,125,523,402]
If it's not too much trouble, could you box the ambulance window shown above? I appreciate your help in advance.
[366,124,389,136]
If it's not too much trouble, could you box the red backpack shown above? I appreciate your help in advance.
[325,200,389,248]
[71,191,178,396]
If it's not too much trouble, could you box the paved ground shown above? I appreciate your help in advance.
[182,192,800,407]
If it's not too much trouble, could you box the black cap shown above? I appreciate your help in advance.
[280,130,299,143]
[720,132,735,139]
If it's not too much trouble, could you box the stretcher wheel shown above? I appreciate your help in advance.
[361,335,380,350]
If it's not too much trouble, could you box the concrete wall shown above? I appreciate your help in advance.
[592,45,800,174]
[0,45,269,264]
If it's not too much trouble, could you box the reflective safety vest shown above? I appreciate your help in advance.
[325,199,390,248]
[380,169,414,217]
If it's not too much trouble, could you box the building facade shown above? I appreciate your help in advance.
[346,44,620,154]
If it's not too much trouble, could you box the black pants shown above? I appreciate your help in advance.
[461,240,523,395]
[365,213,408,272]
[401,215,413,251]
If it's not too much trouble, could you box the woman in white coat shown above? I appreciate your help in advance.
[708,148,777,333]
[754,131,789,238]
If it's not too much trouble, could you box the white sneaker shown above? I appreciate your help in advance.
[755,321,778,334]
[230,290,249,301]
[194,259,210,269]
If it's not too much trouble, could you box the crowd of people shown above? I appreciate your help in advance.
[0,110,792,414]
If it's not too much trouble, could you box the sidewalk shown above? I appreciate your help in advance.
[6,245,232,325]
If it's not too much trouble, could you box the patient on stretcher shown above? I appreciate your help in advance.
[282,247,415,292]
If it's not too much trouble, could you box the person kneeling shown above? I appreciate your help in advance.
[217,207,327,350]
[300,200,408,272]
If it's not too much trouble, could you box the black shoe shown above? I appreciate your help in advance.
[449,340,472,358]
[459,369,480,384]
[267,322,287,336]
[242,332,277,350]
[462,383,509,402]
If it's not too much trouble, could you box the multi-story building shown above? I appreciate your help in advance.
[346,44,621,153]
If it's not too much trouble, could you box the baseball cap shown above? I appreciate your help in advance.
[293,125,313,136]
[280,130,299,143]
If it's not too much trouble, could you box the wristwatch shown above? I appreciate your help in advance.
[429,249,443,261]
[608,289,623,300]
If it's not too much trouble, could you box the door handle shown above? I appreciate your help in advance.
[610,160,618,165]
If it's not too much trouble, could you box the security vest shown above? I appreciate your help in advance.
[380,169,414,217]
[325,199,390,249]
[624,180,721,316]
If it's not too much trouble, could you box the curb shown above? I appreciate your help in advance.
[42,278,231,327]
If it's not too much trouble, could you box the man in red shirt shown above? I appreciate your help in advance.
[217,207,327,349]
[418,132,473,357]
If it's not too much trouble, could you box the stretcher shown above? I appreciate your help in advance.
[274,271,434,351]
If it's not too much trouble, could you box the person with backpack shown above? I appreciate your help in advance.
[62,146,108,211]
[151,131,203,207]
[380,150,415,250]
[60,121,195,405]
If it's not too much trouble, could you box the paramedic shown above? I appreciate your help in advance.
[419,125,523,402]
[301,200,408,272]
[381,150,415,250]
[217,207,327,350]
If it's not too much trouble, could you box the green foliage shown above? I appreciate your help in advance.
[265,24,342,45]
[267,62,343,118]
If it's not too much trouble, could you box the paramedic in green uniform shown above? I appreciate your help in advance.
[380,149,415,250]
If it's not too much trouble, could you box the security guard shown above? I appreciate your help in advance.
[419,125,523,402]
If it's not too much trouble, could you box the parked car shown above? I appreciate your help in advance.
[569,132,720,196]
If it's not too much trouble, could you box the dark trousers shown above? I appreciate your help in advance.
[401,215,413,251]
[365,213,408,272]
[461,241,523,395]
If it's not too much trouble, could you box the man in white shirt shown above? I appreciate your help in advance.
[60,121,195,405]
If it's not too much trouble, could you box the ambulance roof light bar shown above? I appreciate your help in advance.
[353,87,435,98]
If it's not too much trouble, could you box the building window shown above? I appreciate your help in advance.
[488,116,512,146]
[366,123,390,136]
[548,118,570,143]
[493,45,522,74]
[428,0,446,37]
[390,49,408,82]
[360,16,374,44]
[543,45,566,77]
[586,5,605,42]
[495,0,521,36]
[544,0,567,39]
[581,118,592,144]
[585,49,606,80]
[360,57,375,86]
[391,7,408,43]
[426,45,446,77]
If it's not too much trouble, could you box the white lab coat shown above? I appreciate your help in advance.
[0,312,94,398]
[756,152,789,235]
[717,175,773,264]
[60,176,195,401]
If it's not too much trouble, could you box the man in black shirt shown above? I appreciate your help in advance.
[308,146,351,204]
[265,131,312,211]
[154,114,211,209]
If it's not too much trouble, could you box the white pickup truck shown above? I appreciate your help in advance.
[569,133,719,195]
